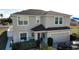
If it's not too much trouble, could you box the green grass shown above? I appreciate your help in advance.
[0,29,8,50]
[70,26,79,38]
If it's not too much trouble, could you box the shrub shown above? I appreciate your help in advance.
[12,39,37,50]
[40,43,48,50]
[70,33,77,41]
[12,43,20,50]
[19,40,36,50]
[36,40,40,48]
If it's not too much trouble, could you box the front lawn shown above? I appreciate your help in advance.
[70,26,79,38]
[0,29,8,50]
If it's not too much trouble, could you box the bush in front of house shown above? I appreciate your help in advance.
[12,43,20,50]
[36,39,40,48]
[70,33,77,41]
[12,39,37,50]
[40,43,48,50]
[20,39,36,50]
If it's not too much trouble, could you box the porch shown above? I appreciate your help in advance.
[33,31,47,44]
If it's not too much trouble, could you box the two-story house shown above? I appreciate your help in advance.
[10,9,71,47]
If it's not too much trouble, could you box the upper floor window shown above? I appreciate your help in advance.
[24,20,28,25]
[36,16,40,24]
[55,17,58,24]
[55,16,63,24]
[18,17,29,26]
[59,17,63,24]
[18,20,23,25]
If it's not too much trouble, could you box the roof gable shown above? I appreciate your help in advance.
[31,24,70,31]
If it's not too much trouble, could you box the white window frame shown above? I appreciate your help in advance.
[54,16,64,24]
[17,16,29,26]
[59,16,63,24]
[19,32,28,42]
[54,16,59,24]
[36,16,40,24]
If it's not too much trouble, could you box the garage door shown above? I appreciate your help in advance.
[51,32,70,43]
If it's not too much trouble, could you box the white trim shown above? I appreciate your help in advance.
[34,31,70,34]
[17,16,29,26]
[34,29,70,33]
[35,33,37,40]
[50,31,70,35]
[19,32,28,42]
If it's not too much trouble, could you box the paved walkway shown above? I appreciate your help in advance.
[5,39,12,50]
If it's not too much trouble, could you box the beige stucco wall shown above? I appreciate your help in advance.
[45,15,70,28]
[12,15,44,43]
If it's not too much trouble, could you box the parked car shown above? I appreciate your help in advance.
[71,41,79,49]
[57,42,72,50]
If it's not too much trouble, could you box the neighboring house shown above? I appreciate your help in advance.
[70,19,78,26]
[10,9,71,48]
[70,17,79,26]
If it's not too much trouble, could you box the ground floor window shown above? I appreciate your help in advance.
[20,33,27,41]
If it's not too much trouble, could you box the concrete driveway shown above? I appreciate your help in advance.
[5,39,12,50]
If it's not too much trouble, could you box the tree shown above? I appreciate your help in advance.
[0,14,3,18]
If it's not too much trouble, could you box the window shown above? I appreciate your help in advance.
[55,17,58,24]
[20,33,27,40]
[55,16,63,24]
[59,17,63,24]
[24,21,28,25]
[37,20,40,23]
[36,16,40,23]
[18,20,23,25]
[18,17,29,26]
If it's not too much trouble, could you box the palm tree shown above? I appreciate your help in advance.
[0,14,3,18]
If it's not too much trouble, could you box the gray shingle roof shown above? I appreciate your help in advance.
[13,9,46,15]
[46,11,70,16]
[13,9,71,16]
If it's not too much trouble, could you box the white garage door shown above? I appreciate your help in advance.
[51,32,70,43]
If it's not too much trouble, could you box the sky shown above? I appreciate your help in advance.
[0,0,79,18]
[0,9,22,18]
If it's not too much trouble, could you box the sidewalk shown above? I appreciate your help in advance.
[5,39,12,50]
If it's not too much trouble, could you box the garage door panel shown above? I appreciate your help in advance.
[52,32,70,43]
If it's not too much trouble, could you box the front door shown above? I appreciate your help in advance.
[48,38,53,46]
